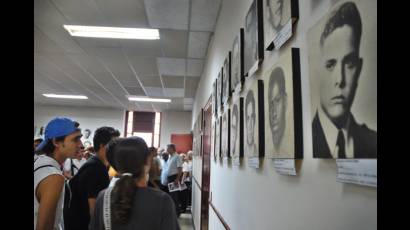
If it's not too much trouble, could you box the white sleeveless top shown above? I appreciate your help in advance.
[34,155,65,230]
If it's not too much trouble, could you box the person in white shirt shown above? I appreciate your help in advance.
[34,117,83,230]
[180,151,193,212]
[165,144,183,217]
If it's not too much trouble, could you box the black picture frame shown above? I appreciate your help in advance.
[231,28,245,94]
[217,70,223,112]
[221,108,231,158]
[244,79,265,159]
[244,0,264,78]
[264,0,299,50]
[231,97,244,159]
[222,52,232,105]
[263,47,303,159]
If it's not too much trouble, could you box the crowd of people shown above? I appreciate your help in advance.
[34,116,193,230]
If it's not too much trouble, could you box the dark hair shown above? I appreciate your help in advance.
[41,121,80,156]
[106,138,119,171]
[148,146,157,153]
[93,127,120,152]
[245,90,255,116]
[320,2,362,51]
[269,67,286,99]
[167,144,176,152]
[111,137,149,224]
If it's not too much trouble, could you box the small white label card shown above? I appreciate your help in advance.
[233,157,241,166]
[273,159,297,176]
[274,20,292,50]
[336,159,377,187]
[248,157,260,168]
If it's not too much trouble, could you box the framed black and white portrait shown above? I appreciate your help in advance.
[222,52,232,105]
[211,121,215,158]
[244,80,265,166]
[217,70,223,112]
[221,108,231,159]
[244,0,264,78]
[264,48,302,159]
[232,29,245,94]
[264,0,299,50]
[231,96,244,160]
[214,117,222,158]
[307,0,377,159]
[212,80,217,117]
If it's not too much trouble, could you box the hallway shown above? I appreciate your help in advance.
[178,212,194,230]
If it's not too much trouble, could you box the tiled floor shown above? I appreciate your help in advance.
[178,209,195,230]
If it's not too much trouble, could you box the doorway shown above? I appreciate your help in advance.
[200,97,212,230]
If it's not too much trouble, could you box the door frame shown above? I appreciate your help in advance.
[200,96,212,230]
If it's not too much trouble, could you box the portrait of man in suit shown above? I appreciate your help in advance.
[244,0,258,76]
[311,1,377,158]
[268,67,287,152]
[82,128,92,148]
[267,0,285,32]
[232,35,241,91]
[215,118,221,158]
[231,103,239,157]
[221,110,230,158]
[245,90,257,156]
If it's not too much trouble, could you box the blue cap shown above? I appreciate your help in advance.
[36,117,80,151]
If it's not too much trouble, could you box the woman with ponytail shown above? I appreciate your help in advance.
[90,137,180,230]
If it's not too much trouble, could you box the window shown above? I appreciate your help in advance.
[125,111,161,148]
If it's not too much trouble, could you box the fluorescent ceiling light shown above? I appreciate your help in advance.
[63,25,160,40]
[128,97,171,103]
[43,94,88,99]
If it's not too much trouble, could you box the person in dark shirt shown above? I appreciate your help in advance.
[64,126,120,230]
[90,137,180,230]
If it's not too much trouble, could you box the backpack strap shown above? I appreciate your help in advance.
[103,187,114,230]
[34,164,59,173]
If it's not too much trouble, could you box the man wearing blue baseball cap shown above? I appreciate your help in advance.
[34,117,83,230]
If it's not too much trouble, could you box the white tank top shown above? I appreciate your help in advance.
[34,155,65,230]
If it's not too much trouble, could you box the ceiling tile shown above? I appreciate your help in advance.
[184,77,200,98]
[139,76,163,88]
[145,87,165,97]
[160,29,188,58]
[74,37,121,48]
[52,0,106,25]
[164,88,184,98]
[188,32,211,58]
[144,0,189,30]
[170,103,184,110]
[157,58,186,76]
[183,98,194,104]
[127,56,159,76]
[190,0,222,31]
[186,59,204,77]
[93,0,149,27]
[124,86,146,96]
[34,27,65,54]
[162,75,185,88]
[120,40,163,57]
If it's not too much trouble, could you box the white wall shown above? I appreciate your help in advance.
[192,0,377,230]
[34,104,126,141]
[159,111,192,148]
